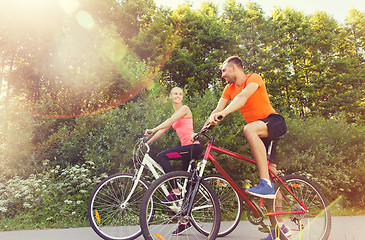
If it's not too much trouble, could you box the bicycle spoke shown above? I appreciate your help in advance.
[269,175,331,240]
[88,173,149,240]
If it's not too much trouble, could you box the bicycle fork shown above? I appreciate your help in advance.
[180,158,209,217]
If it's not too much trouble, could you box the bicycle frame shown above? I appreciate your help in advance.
[123,140,194,206]
[197,135,308,218]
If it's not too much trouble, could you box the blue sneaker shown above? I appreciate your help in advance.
[245,179,276,199]
[260,224,292,240]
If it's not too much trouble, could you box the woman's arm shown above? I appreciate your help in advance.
[147,128,169,145]
[145,105,190,144]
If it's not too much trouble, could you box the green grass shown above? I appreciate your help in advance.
[0,214,89,231]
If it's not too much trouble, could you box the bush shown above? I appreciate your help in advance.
[39,92,178,175]
[1,90,364,230]
[41,91,365,209]
[0,161,107,230]
[278,114,365,207]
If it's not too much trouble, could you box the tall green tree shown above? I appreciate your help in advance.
[222,1,271,73]
[303,12,339,116]
[319,9,365,122]
[159,2,233,94]
[265,8,315,115]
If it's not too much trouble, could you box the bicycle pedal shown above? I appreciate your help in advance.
[168,205,179,212]
[258,226,270,233]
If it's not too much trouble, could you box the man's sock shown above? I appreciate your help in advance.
[262,178,272,187]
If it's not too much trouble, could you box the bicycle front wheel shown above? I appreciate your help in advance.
[268,175,332,240]
[88,173,150,240]
[202,174,242,237]
[139,171,221,240]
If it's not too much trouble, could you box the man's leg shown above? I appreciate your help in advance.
[244,121,269,179]
[269,163,281,219]
[244,121,275,198]
[260,163,292,240]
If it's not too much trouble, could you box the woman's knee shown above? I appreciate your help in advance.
[157,152,164,162]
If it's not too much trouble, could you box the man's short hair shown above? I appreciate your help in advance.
[223,56,243,69]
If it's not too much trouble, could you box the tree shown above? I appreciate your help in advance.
[319,9,365,122]
[222,1,271,73]
[159,2,233,94]
[264,8,315,115]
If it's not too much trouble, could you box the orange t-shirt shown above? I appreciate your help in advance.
[222,73,276,123]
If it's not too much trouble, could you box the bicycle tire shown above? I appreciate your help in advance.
[139,171,221,240]
[268,175,332,240]
[88,173,150,240]
[202,174,242,237]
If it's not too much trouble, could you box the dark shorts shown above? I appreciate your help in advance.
[259,114,287,164]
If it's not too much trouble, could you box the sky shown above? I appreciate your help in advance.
[154,0,364,23]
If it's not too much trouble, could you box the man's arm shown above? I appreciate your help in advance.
[190,98,229,142]
[203,97,229,127]
[210,83,259,124]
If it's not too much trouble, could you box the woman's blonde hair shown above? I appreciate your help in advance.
[169,87,183,97]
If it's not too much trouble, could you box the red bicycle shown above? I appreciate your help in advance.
[139,124,332,240]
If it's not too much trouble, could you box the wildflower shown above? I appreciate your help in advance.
[23,202,32,208]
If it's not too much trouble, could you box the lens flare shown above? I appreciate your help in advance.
[76,10,94,29]
[57,0,80,15]
[19,2,182,119]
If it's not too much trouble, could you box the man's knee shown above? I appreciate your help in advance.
[244,121,267,138]
[243,123,255,137]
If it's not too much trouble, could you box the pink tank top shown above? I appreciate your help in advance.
[172,117,199,146]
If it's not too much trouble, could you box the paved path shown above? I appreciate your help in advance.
[0,216,364,240]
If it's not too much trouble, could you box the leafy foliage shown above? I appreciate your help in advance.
[1,90,364,230]
[0,0,364,229]
[0,161,107,230]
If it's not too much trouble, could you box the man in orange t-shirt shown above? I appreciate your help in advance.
[207,56,286,199]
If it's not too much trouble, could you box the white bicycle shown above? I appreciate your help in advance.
[88,135,242,240]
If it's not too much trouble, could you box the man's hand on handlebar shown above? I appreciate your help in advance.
[192,113,224,141]
[208,113,224,125]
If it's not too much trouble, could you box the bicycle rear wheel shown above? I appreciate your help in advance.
[268,175,332,240]
[202,174,242,237]
[139,171,221,240]
[88,173,150,240]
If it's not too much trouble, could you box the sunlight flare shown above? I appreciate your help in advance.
[76,10,94,29]
[58,0,80,15]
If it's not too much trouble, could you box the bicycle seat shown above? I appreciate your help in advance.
[273,134,286,141]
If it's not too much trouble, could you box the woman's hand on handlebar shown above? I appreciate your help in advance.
[190,132,198,142]
[144,129,153,138]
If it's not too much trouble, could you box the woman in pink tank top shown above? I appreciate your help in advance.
[144,87,203,215]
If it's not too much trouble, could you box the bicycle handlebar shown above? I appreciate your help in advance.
[142,130,153,143]
[193,115,223,141]
[139,132,151,151]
